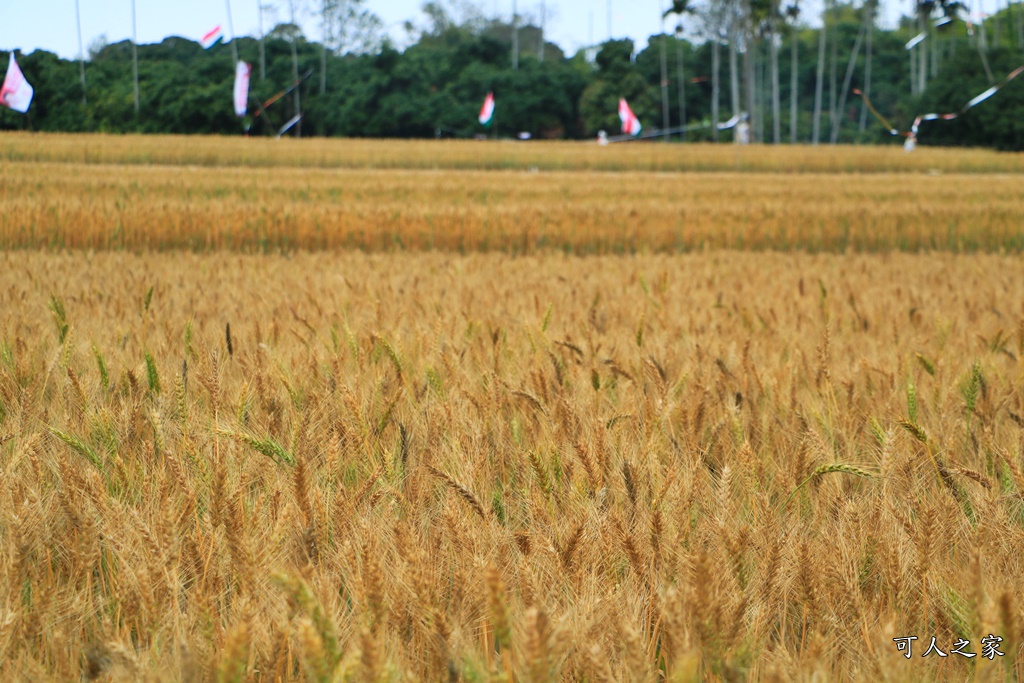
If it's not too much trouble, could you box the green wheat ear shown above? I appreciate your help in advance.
[218,429,295,466]
[906,382,918,424]
[781,463,873,511]
[143,285,154,314]
[48,426,103,469]
[960,362,982,415]
[145,351,161,395]
[92,344,109,391]
[49,294,69,344]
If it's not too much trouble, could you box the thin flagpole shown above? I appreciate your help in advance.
[539,0,545,62]
[676,35,686,140]
[131,0,139,114]
[225,0,239,64]
[258,0,266,79]
[512,0,519,69]
[288,0,301,137]
[75,0,87,104]
[659,2,670,141]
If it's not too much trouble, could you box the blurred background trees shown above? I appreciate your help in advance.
[2,0,1023,148]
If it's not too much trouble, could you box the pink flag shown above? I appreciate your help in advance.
[1,53,34,113]
[234,61,251,117]
[200,25,224,49]
[618,98,641,136]
[478,91,495,126]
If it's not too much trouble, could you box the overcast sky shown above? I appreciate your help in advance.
[1,0,922,63]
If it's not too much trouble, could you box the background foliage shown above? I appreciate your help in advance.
[1,0,1023,148]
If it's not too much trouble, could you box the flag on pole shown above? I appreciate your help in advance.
[479,91,495,126]
[906,17,953,50]
[716,113,741,130]
[854,64,1024,147]
[618,98,642,136]
[904,32,926,50]
[1,53,34,113]
[200,25,224,49]
[276,113,302,138]
[234,61,251,117]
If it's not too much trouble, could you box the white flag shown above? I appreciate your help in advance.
[276,114,302,138]
[905,32,926,50]
[965,86,999,109]
[234,61,251,117]
[1,53,34,114]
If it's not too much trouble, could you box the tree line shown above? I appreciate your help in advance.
[2,0,1023,149]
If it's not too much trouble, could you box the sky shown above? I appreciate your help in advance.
[0,0,921,64]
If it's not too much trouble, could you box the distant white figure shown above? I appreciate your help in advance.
[597,130,609,146]
[734,113,751,145]
[903,134,917,152]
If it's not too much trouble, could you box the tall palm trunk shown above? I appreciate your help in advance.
[320,46,328,94]
[790,27,798,142]
[677,40,687,139]
[994,0,1003,48]
[812,23,826,144]
[917,12,928,93]
[225,0,239,64]
[828,0,837,142]
[131,0,140,115]
[859,2,873,132]
[754,42,764,140]
[977,13,996,83]
[909,20,917,96]
[1016,0,1024,50]
[831,10,866,144]
[539,0,546,61]
[743,0,756,131]
[320,0,331,95]
[258,0,266,80]
[771,9,781,144]
[660,31,671,138]
[729,11,741,116]
[712,35,721,140]
[289,0,301,137]
[512,0,519,69]
[75,0,87,104]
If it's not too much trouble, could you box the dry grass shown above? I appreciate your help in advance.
[2,250,1024,681]
[2,160,1024,252]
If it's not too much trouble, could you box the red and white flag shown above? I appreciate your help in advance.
[479,91,495,126]
[200,25,224,49]
[1,53,34,114]
[234,61,251,117]
[618,98,641,136]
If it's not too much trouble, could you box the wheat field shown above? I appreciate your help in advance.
[3,135,1024,682]
[5,133,1024,173]
[3,135,1024,254]
[3,160,1024,252]
[2,249,1024,682]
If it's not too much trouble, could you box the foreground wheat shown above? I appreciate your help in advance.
[1,251,1024,681]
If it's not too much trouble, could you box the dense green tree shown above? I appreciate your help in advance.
[1,2,1021,148]
[912,47,1024,150]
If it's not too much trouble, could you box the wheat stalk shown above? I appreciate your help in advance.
[781,463,874,510]
[426,465,486,519]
